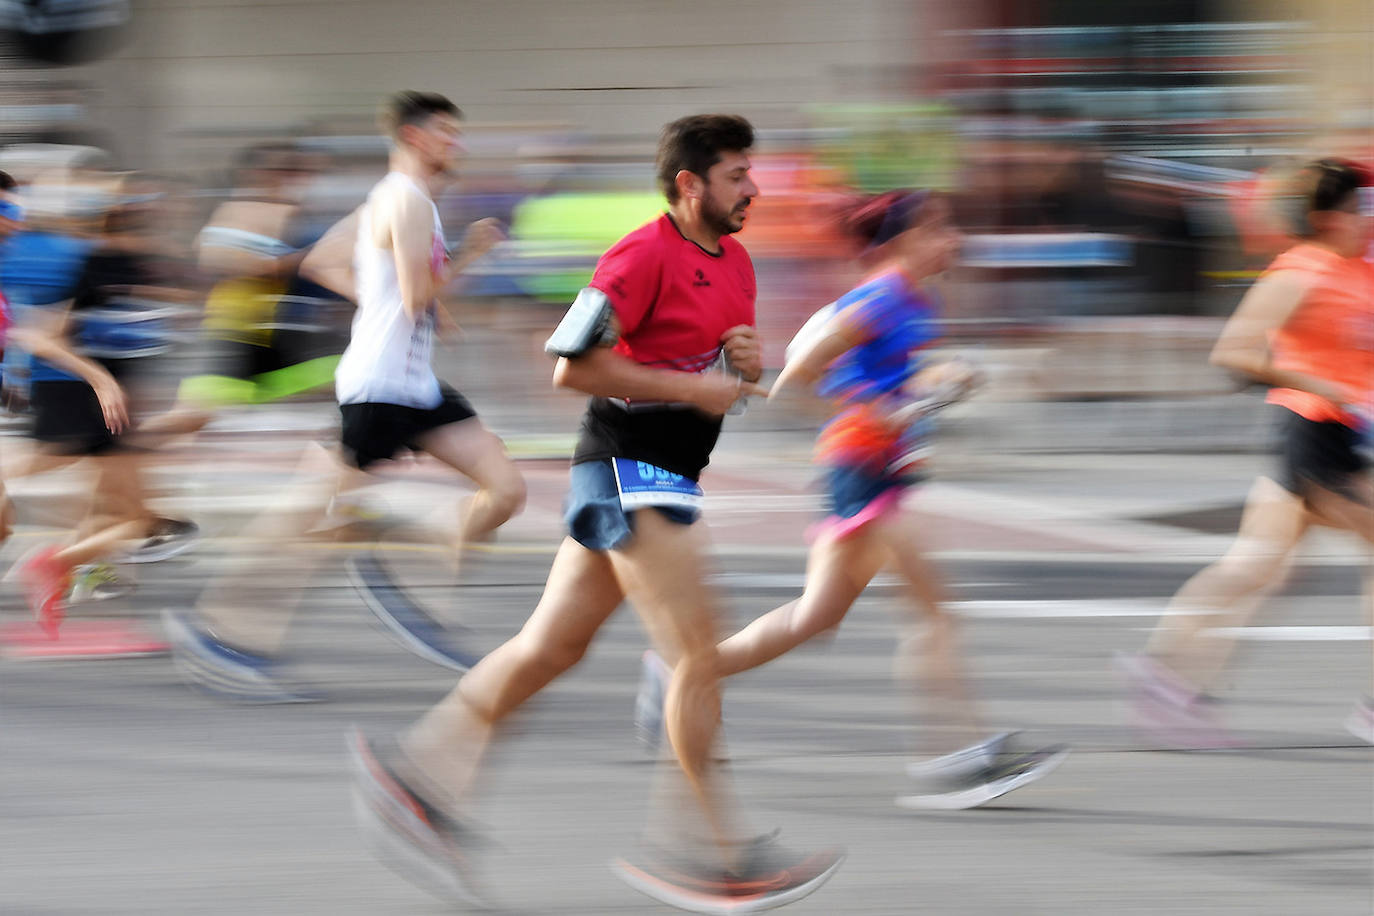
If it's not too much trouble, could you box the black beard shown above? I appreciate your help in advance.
[702,197,747,236]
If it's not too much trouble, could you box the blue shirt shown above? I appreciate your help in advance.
[817,269,941,404]
[0,231,94,381]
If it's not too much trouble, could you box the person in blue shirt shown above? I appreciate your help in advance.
[637,190,1070,809]
[0,183,191,638]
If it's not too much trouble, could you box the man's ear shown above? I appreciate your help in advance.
[397,122,422,151]
[674,169,703,202]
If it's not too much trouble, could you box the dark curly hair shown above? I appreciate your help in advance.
[655,114,754,203]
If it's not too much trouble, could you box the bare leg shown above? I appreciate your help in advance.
[873,506,982,751]
[715,528,884,677]
[1363,571,1374,700]
[413,418,526,574]
[606,510,742,862]
[1146,477,1309,688]
[0,443,92,531]
[1304,475,1374,544]
[49,452,159,570]
[1303,476,1374,701]
[0,479,12,545]
[196,441,343,654]
[401,537,623,809]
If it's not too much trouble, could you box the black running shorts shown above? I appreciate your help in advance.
[30,379,121,455]
[339,383,477,470]
[1274,408,1370,505]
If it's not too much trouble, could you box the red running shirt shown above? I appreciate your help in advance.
[572,214,757,479]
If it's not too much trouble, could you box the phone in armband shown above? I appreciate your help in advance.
[544,287,618,358]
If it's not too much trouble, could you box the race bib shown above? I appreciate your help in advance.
[612,458,703,512]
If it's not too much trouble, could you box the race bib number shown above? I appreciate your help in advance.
[612,458,703,512]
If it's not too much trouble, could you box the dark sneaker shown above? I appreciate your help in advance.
[124,517,200,564]
[347,728,491,908]
[897,732,1070,810]
[612,834,845,914]
[634,649,671,755]
[1344,696,1374,744]
[162,609,318,704]
[347,553,480,672]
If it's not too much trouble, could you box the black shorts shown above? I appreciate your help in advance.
[339,384,477,470]
[30,379,120,455]
[1275,409,1370,504]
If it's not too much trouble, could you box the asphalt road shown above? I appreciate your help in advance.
[3,537,1370,915]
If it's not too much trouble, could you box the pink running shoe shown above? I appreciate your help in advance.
[1343,696,1374,744]
[1115,652,1241,750]
[14,545,71,637]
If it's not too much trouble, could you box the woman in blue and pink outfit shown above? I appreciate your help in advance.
[638,190,1069,809]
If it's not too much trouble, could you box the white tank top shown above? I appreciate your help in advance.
[334,172,446,408]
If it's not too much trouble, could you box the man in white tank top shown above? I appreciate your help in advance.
[329,90,525,613]
[162,93,525,701]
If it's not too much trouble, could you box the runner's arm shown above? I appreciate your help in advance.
[299,206,362,301]
[389,188,451,323]
[7,321,128,433]
[1210,270,1347,403]
[196,204,304,280]
[767,303,867,402]
[553,347,765,416]
[720,324,763,383]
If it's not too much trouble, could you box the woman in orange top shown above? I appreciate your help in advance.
[1120,158,1374,747]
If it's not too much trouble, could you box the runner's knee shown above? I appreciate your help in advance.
[517,622,591,675]
[485,470,526,522]
[792,594,849,639]
[669,646,722,691]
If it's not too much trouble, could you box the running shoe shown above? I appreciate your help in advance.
[68,562,136,602]
[124,517,200,564]
[1343,696,1374,744]
[162,609,317,703]
[634,648,672,755]
[312,493,399,539]
[347,728,491,908]
[347,553,481,672]
[612,833,845,914]
[897,731,1070,810]
[1116,651,1241,749]
[12,544,71,636]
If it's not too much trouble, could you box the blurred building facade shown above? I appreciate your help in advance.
[0,1,1364,168]
[0,0,1366,329]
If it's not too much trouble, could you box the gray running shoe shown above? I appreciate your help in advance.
[634,649,671,755]
[897,732,1070,810]
[125,518,200,564]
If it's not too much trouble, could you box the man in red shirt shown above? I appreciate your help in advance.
[350,114,844,912]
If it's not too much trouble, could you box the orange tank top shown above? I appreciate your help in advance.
[1262,244,1374,425]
